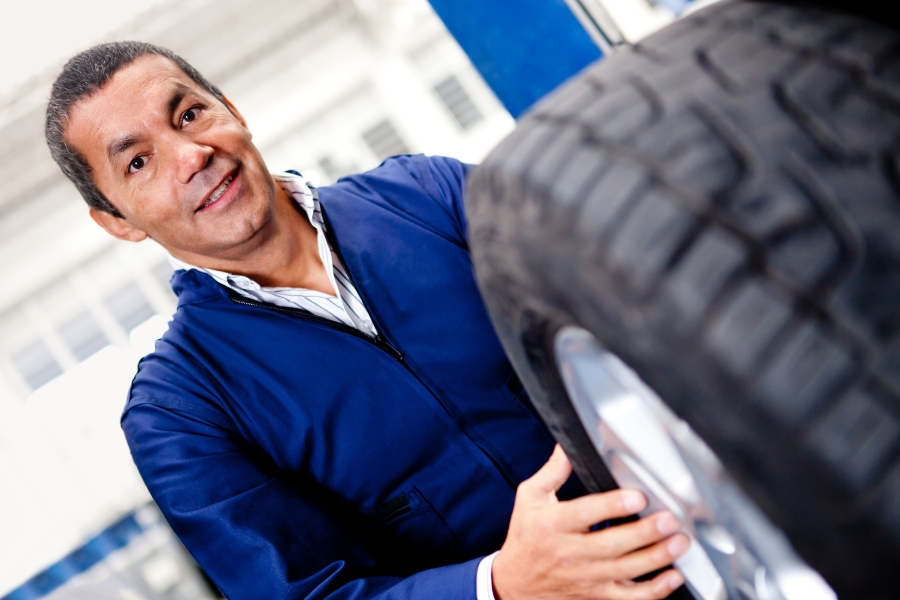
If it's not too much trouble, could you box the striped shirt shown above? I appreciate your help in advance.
[170,171,498,600]
[168,172,378,337]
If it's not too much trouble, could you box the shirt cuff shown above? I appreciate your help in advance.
[476,551,500,600]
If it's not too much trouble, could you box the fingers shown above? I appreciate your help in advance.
[517,444,573,502]
[596,533,691,583]
[554,489,648,532]
[588,511,682,558]
[600,569,685,600]
[507,449,692,600]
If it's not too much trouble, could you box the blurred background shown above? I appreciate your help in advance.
[0,0,676,597]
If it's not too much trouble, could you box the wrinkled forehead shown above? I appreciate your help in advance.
[64,54,203,154]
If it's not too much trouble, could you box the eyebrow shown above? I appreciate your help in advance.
[105,84,194,164]
[107,132,142,163]
[167,84,191,117]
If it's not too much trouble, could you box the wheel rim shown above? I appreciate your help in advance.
[554,326,836,600]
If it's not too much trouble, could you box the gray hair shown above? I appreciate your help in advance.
[45,41,226,217]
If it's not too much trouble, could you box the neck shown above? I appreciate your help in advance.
[170,177,335,295]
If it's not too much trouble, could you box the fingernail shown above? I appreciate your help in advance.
[668,534,690,557]
[656,513,681,535]
[666,571,685,590]
[622,492,647,513]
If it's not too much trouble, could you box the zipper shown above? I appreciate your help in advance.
[226,205,518,490]
[319,207,518,490]
[227,292,403,362]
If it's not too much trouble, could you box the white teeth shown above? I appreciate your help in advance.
[203,175,234,208]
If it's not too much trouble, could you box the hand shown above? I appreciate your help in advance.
[491,445,689,600]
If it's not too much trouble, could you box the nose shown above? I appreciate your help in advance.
[173,137,214,184]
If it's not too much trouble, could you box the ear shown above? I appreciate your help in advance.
[222,95,249,131]
[89,208,149,242]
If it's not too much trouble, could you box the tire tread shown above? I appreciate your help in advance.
[468,2,900,596]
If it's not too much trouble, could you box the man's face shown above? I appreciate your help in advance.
[65,54,276,260]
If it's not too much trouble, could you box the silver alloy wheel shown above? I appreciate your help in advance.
[554,326,837,600]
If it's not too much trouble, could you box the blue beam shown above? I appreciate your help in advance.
[428,0,603,118]
[3,512,144,600]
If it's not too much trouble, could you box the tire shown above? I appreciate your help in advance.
[466,1,900,598]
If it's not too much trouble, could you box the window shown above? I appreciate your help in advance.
[11,340,62,391]
[105,283,155,333]
[433,75,482,130]
[362,119,409,160]
[58,311,108,362]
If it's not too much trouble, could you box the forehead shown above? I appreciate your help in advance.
[64,54,204,152]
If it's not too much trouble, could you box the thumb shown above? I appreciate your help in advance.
[519,444,572,502]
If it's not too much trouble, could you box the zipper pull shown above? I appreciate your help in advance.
[375,335,403,362]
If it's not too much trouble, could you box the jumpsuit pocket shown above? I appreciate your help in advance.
[375,492,413,524]
[374,487,467,572]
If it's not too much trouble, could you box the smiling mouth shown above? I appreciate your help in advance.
[200,172,236,210]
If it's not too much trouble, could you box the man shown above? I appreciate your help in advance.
[45,41,689,600]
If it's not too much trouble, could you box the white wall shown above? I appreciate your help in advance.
[0,0,676,594]
[0,0,513,594]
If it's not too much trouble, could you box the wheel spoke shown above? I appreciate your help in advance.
[554,326,836,600]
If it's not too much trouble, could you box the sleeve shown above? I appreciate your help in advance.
[475,553,499,600]
[389,154,476,244]
[122,401,481,600]
[416,155,475,243]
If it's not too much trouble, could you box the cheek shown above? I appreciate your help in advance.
[127,184,182,225]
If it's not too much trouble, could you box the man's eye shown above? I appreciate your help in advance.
[181,107,200,126]
[128,156,147,173]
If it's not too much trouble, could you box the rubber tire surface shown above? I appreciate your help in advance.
[466,2,900,598]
